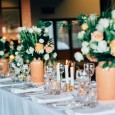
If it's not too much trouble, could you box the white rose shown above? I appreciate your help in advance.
[82,41,89,47]
[81,46,90,55]
[22,27,26,31]
[77,31,85,40]
[15,52,18,55]
[44,54,49,60]
[17,46,22,51]
[96,24,104,32]
[74,52,84,62]
[97,40,109,53]
[98,18,110,29]
[0,51,4,56]
[111,10,115,19]
[53,52,57,58]
[0,38,6,43]
[39,39,44,43]
[32,26,37,31]
[90,41,98,50]
[26,47,34,54]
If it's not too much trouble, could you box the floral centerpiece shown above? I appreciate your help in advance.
[74,9,115,68]
[17,24,57,63]
[74,9,115,100]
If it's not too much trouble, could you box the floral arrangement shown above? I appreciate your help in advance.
[74,9,115,68]
[17,23,57,63]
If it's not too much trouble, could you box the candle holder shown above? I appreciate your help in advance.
[66,83,70,92]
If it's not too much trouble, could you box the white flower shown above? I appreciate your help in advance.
[113,24,115,30]
[17,46,22,51]
[0,51,4,55]
[15,52,18,55]
[81,46,90,55]
[44,54,49,60]
[17,34,21,39]
[98,18,110,29]
[89,14,97,21]
[26,47,34,54]
[53,52,57,58]
[77,31,85,40]
[0,38,6,43]
[82,41,89,47]
[39,39,44,43]
[45,28,48,33]
[90,41,98,50]
[74,52,84,62]
[96,24,104,32]
[36,28,42,33]
[22,27,26,31]
[96,40,109,53]
[28,28,33,33]
[17,27,22,32]
[111,10,115,19]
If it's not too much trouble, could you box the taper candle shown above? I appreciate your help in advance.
[65,64,69,84]
[56,63,60,82]
[70,66,74,86]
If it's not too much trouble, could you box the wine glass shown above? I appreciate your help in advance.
[84,63,95,86]
[76,70,90,93]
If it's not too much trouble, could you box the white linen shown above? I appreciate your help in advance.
[0,77,12,82]
[0,82,25,88]
[31,94,73,104]
[11,86,44,94]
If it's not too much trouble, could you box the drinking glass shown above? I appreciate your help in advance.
[84,63,95,86]
[59,62,65,80]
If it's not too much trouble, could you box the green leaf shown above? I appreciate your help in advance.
[37,20,45,27]
[45,21,52,27]
[102,61,109,68]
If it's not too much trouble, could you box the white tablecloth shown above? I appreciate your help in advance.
[1,88,115,115]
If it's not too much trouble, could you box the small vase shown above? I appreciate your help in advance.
[0,59,8,74]
[96,62,115,100]
[30,59,44,84]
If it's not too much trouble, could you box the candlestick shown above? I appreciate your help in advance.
[66,83,70,92]
[65,64,69,84]
[70,66,74,86]
[56,63,60,82]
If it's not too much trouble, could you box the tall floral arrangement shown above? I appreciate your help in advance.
[74,9,115,68]
[17,22,57,64]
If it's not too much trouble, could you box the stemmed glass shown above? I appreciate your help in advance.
[84,63,95,86]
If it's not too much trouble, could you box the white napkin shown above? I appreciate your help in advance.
[11,86,44,94]
[0,82,25,88]
[31,94,73,104]
[0,77,12,82]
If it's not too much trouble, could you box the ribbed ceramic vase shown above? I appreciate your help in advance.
[30,59,44,84]
[96,62,115,100]
[0,59,8,74]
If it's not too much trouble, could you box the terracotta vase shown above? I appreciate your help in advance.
[0,59,8,74]
[30,59,44,84]
[96,62,115,100]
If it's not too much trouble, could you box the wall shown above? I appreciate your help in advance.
[31,0,100,25]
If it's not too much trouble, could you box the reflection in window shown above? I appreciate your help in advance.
[56,21,70,50]
[72,20,81,49]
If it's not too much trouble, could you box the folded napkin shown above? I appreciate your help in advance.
[0,77,12,82]
[0,82,25,88]
[31,94,73,104]
[11,86,44,94]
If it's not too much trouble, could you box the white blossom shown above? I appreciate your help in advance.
[74,52,84,62]
[0,51,4,55]
[44,54,49,60]
[77,31,85,40]
[17,46,22,51]
[26,47,34,54]
[82,41,89,47]
[39,39,44,43]
[111,10,115,19]
[0,38,6,43]
[81,46,90,55]
[96,24,104,32]
[53,52,57,58]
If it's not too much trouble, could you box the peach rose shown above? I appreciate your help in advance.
[44,46,53,53]
[91,31,103,41]
[81,23,88,30]
[110,39,115,56]
[86,54,98,62]
[35,43,44,53]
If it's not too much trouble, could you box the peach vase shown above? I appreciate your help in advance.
[30,59,44,84]
[0,59,8,74]
[96,62,115,100]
